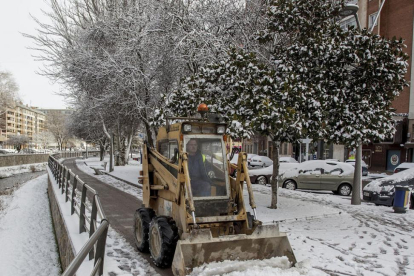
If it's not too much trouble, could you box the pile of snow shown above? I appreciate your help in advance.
[0,162,47,179]
[280,160,354,179]
[0,174,61,275]
[363,167,414,193]
[191,257,325,276]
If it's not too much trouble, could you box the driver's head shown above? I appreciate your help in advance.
[186,139,198,156]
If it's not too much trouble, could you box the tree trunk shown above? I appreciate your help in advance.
[351,143,362,205]
[124,130,133,164]
[110,133,114,172]
[270,140,280,209]
[102,121,114,171]
[99,144,105,161]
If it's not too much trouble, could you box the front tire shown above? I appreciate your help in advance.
[256,176,267,185]
[134,208,155,252]
[338,184,352,196]
[283,180,297,190]
[149,216,179,268]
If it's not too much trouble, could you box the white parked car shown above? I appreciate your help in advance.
[280,157,298,163]
[393,162,414,173]
[250,156,273,168]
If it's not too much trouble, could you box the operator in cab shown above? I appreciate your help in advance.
[186,139,211,197]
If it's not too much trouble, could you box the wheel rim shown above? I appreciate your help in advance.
[258,176,266,185]
[285,181,295,190]
[135,217,143,243]
[150,224,162,258]
[340,185,351,196]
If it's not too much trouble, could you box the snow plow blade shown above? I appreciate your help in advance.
[171,224,296,276]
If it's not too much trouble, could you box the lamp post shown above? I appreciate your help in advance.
[339,3,363,205]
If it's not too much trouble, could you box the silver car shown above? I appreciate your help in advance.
[279,160,355,196]
[250,156,273,168]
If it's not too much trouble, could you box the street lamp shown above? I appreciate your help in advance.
[339,3,361,31]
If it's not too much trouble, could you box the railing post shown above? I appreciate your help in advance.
[71,176,78,215]
[58,165,63,188]
[61,167,67,194]
[95,221,109,275]
[79,184,87,233]
[66,169,71,202]
[89,195,98,260]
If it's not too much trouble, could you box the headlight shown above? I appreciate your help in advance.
[183,124,192,132]
[217,125,226,134]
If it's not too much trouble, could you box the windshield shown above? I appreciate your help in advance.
[184,135,229,198]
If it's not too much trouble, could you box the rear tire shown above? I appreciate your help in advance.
[256,176,267,185]
[338,184,352,196]
[283,180,297,190]
[149,216,179,268]
[134,208,155,252]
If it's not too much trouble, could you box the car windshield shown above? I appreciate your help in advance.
[184,136,229,198]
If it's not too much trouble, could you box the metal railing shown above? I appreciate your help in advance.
[48,155,109,276]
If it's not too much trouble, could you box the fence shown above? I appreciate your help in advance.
[48,154,109,276]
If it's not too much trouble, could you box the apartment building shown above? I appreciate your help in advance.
[355,0,414,171]
[0,104,46,148]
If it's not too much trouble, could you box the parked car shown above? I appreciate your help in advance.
[363,168,414,207]
[249,163,299,185]
[229,153,259,176]
[280,157,298,163]
[393,162,414,173]
[247,154,258,165]
[0,149,17,154]
[0,149,10,154]
[21,148,40,154]
[345,159,369,176]
[250,156,273,168]
[279,160,355,196]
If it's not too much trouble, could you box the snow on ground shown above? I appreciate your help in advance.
[75,158,142,198]
[77,157,414,276]
[2,159,408,276]
[0,174,61,276]
[0,162,47,178]
[251,185,414,276]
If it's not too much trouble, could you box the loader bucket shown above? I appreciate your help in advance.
[171,224,296,276]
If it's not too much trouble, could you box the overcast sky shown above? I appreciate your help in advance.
[0,0,67,109]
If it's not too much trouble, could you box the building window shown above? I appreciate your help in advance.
[340,16,357,30]
[369,12,378,29]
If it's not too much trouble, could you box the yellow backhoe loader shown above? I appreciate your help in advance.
[134,104,296,275]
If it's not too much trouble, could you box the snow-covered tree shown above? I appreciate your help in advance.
[6,135,29,152]
[45,111,70,150]
[159,0,353,208]
[323,29,409,204]
[32,131,55,149]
